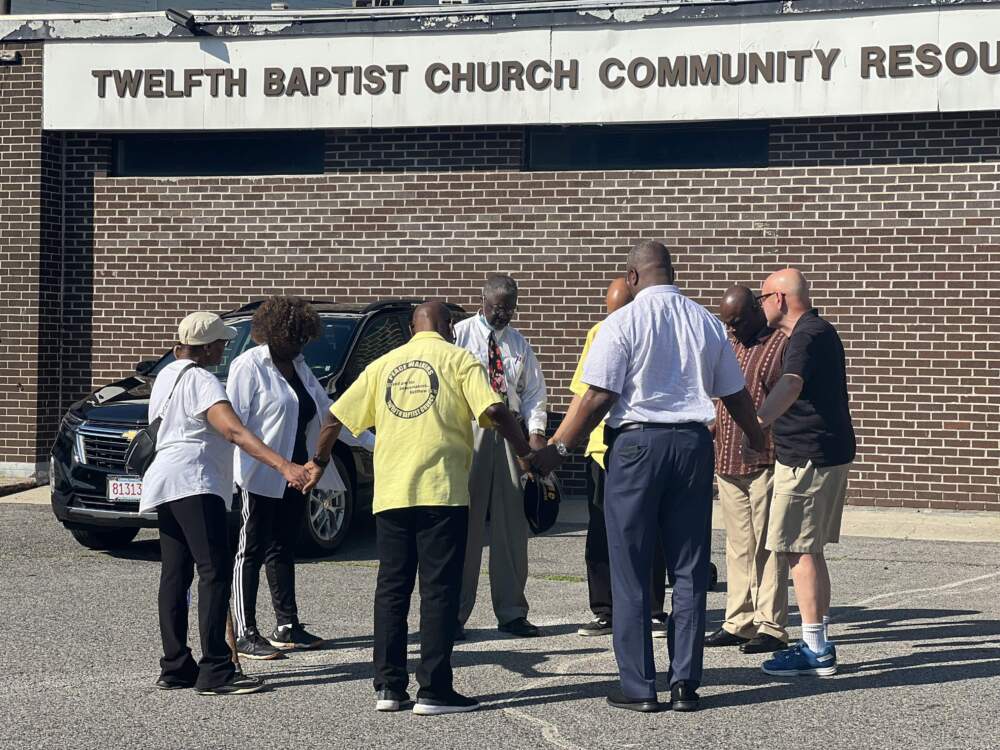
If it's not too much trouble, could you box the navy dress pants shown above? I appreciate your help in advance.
[604,423,714,700]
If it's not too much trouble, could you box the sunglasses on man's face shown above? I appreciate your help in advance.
[755,292,778,303]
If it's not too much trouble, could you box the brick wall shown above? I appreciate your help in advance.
[4,54,998,509]
[0,43,46,475]
[76,132,999,511]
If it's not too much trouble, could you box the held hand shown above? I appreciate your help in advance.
[528,434,548,453]
[740,432,765,463]
[516,452,536,477]
[531,444,564,476]
[302,460,325,494]
[282,462,312,493]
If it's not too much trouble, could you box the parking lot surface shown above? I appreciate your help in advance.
[3,500,999,750]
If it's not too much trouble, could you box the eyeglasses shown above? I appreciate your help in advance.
[755,292,778,303]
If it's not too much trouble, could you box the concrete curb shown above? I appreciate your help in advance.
[5,487,997,544]
[557,497,999,545]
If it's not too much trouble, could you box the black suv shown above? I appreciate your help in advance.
[50,299,466,555]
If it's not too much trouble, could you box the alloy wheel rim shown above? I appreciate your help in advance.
[308,488,347,542]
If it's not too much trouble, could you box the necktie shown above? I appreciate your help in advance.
[487,330,508,404]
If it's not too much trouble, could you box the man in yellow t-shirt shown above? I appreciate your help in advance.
[553,278,668,638]
[310,301,533,717]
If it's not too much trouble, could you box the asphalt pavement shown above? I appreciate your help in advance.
[3,499,999,750]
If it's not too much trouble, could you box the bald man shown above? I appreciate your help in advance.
[554,279,669,639]
[313,301,534,715]
[705,286,789,655]
[749,270,855,677]
[535,241,766,713]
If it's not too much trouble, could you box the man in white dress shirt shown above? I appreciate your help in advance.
[533,241,766,712]
[454,274,548,638]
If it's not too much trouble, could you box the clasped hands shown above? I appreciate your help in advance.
[516,433,567,478]
[739,423,768,463]
[279,460,326,494]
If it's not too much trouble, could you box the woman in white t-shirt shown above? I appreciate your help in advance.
[140,312,310,697]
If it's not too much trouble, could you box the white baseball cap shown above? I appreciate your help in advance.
[177,312,238,346]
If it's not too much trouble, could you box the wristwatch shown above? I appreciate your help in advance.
[310,454,330,468]
[553,440,569,457]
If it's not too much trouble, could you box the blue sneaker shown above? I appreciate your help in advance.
[762,642,837,677]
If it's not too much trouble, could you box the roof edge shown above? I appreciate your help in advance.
[3,0,999,42]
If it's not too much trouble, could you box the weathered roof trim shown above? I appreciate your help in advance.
[3,0,999,42]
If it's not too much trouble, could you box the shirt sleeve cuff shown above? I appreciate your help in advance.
[330,405,364,438]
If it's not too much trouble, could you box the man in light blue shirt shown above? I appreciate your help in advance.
[533,241,765,713]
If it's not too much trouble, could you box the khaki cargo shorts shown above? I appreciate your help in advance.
[766,460,851,554]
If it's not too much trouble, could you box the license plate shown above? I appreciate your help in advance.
[108,476,143,502]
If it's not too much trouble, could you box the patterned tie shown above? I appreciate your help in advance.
[487,330,509,405]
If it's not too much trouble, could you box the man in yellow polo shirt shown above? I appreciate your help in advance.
[554,279,668,638]
[309,301,533,716]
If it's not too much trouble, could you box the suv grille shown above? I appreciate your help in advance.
[78,422,134,470]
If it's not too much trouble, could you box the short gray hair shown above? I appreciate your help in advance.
[483,273,518,300]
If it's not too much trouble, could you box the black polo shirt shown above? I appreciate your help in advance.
[773,309,856,468]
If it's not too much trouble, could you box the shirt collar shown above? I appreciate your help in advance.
[791,308,821,335]
[260,344,306,366]
[411,331,445,342]
[477,313,508,338]
[635,284,680,300]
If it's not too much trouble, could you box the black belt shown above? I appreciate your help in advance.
[612,421,703,433]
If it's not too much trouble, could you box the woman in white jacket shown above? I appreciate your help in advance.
[227,296,369,660]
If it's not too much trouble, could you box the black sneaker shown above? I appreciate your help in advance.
[651,615,668,639]
[154,676,195,690]
[375,688,411,712]
[497,617,541,638]
[195,673,265,696]
[577,617,612,636]
[269,623,324,650]
[412,691,480,716]
[236,629,283,660]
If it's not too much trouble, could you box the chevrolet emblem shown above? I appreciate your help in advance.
[121,430,139,442]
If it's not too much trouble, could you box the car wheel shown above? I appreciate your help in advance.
[69,526,139,551]
[298,455,354,556]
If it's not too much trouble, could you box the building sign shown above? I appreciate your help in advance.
[42,6,1000,130]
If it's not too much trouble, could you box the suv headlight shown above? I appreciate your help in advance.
[72,431,87,465]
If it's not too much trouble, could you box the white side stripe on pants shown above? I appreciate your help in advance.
[231,486,252,639]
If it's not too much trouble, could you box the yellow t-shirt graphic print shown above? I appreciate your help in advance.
[330,331,502,514]
[384,360,439,419]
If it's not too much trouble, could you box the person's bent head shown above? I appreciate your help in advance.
[605,277,633,314]
[175,311,237,367]
[718,285,766,345]
[251,295,323,362]
[412,300,455,342]
[625,240,675,296]
[482,273,518,331]
[759,268,811,329]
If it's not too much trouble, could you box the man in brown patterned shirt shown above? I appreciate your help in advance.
[704,286,790,655]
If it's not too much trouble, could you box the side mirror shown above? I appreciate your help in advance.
[135,360,156,376]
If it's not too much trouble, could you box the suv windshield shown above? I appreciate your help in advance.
[150,316,359,382]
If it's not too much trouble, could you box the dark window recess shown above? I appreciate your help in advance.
[111,131,325,177]
[526,123,769,170]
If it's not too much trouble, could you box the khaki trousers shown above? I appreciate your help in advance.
[717,470,788,641]
[458,424,529,626]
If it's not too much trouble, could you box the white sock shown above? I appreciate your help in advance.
[801,622,827,653]
[823,615,831,642]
